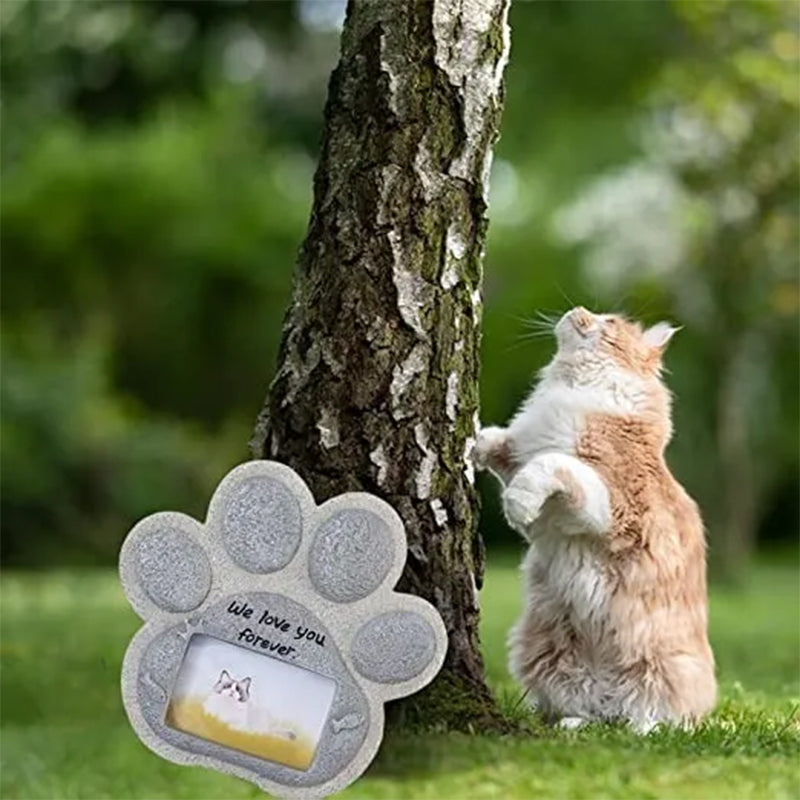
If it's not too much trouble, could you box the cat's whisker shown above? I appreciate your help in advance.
[520,316,552,325]
[521,312,558,332]
[527,322,554,332]
[553,281,577,309]
[506,331,557,353]
[632,294,658,320]
[518,328,555,339]
[508,313,539,326]
[504,339,536,354]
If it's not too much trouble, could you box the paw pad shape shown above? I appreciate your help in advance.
[119,461,447,799]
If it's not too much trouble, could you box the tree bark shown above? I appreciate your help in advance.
[250,0,511,729]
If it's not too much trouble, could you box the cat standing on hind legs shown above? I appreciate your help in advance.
[474,307,716,733]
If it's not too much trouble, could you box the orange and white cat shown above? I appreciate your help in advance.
[475,307,716,732]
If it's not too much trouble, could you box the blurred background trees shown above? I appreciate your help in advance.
[2,0,797,580]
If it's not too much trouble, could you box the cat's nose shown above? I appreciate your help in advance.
[570,306,595,333]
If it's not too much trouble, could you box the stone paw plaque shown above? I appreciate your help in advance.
[119,460,447,798]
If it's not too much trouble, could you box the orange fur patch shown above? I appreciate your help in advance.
[599,316,663,376]
[577,412,716,720]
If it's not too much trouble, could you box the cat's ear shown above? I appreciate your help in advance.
[643,322,680,350]
[240,677,251,697]
[219,669,232,683]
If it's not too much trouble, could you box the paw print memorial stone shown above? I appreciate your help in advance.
[119,461,447,798]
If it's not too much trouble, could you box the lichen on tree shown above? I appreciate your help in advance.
[251,0,512,730]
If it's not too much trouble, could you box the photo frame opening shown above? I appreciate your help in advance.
[166,634,336,770]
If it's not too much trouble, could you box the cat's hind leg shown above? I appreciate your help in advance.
[509,603,597,726]
[557,716,590,731]
[623,652,716,734]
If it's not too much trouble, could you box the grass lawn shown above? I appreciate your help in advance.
[1,554,798,799]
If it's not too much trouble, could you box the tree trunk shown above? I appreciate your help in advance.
[250,0,511,729]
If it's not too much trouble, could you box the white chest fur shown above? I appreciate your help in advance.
[524,527,609,638]
[508,363,647,466]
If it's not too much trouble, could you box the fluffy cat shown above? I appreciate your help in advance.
[203,670,296,740]
[474,307,716,732]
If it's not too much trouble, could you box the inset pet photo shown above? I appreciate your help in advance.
[166,634,336,770]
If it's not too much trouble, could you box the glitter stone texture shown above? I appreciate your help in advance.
[119,460,448,799]
[221,477,302,573]
[308,509,394,603]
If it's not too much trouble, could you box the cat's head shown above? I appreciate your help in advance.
[213,669,251,702]
[552,307,678,379]
[542,307,679,444]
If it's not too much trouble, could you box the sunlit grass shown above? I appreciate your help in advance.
[1,557,798,799]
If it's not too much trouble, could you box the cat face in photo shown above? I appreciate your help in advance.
[212,669,251,702]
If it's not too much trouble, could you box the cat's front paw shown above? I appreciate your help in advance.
[473,427,521,482]
[501,462,557,535]
[472,426,508,472]
[502,480,550,534]
[503,488,540,533]
[119,461,446,799]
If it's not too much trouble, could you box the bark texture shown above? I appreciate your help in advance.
[252,0,511,729]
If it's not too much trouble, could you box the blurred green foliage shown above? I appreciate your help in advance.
[1,0,797,574]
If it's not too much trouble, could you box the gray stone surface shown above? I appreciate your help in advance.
[222,477,302,573]
[134,527,211,612]
[308,510,393,603]
[137,593,370,789]
[351,611,437,684]
[119,459,448,799]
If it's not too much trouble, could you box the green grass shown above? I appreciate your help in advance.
[2,556,799,799]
